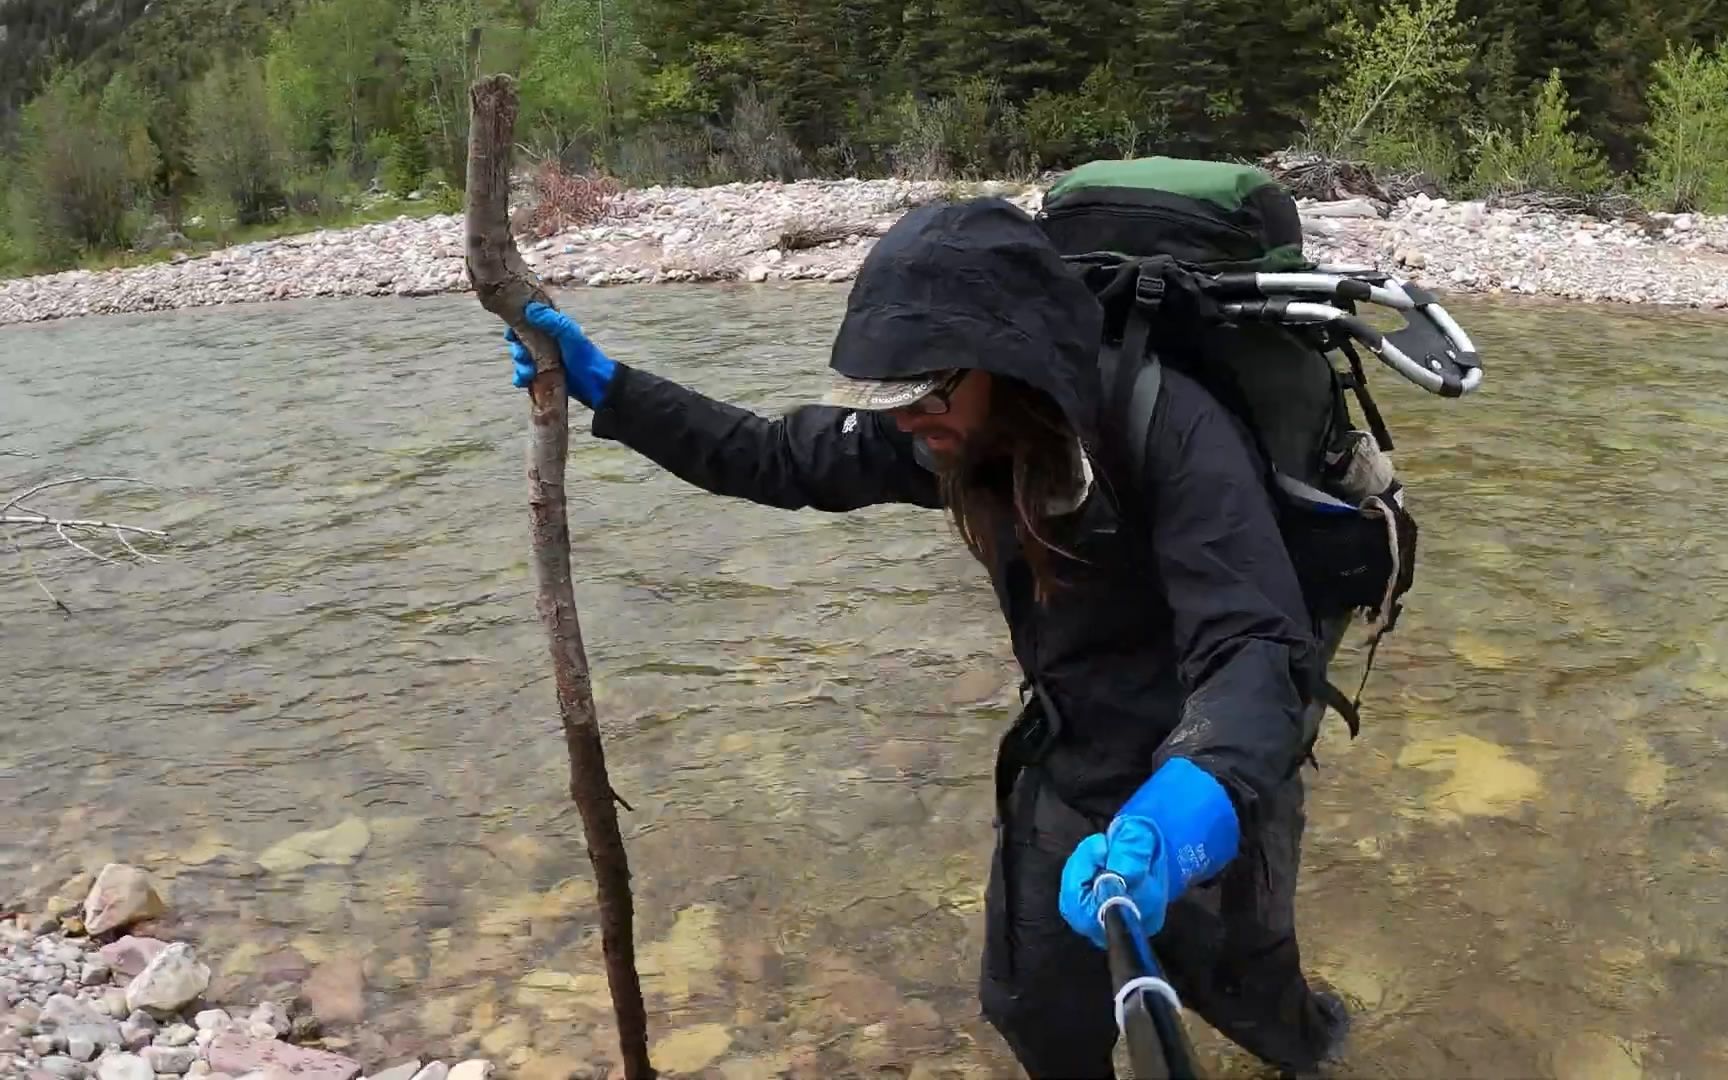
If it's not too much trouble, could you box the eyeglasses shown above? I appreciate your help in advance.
[903,371,967,415]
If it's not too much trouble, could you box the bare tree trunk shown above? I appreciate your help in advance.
[463,74,656,1080]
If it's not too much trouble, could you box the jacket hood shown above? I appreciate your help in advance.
[828,197,1105,441]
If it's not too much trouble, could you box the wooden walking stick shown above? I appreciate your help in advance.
[463,73,655,1080]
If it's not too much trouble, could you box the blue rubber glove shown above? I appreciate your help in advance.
[1059,757,1241,948]
[504,300,617,408]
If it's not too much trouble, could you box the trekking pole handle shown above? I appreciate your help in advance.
[1095,873,1200,1080]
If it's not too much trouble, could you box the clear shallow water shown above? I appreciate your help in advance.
[2,286,1726,1079]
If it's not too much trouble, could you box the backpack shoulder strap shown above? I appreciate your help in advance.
[1098,264,1167,496]
[1096,271,1366,744]
[1120,330,1163,491]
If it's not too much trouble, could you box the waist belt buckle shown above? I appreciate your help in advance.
[1014,681,1066,763]
[1133,269,1167,310]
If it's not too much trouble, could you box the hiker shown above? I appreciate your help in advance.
[501,196,1350,1077]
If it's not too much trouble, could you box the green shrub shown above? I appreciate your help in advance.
[1466,70,1611,197]
[1310,0,1473,160]
[279,166,355,222]
[610,123,719,186]
[188,58,288,224]
[1074,62,1157,161]
[12,69,161,261]
[1021,90,1083,172]
[720,86,805,181]
[888,77,1022,180]
[380,129,429,197]
[1638,42,1728,213]
[1364,122,1465,188]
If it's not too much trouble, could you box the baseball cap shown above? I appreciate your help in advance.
[820,369,959,411]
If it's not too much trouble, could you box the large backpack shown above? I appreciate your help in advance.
[1035,156,1483,735]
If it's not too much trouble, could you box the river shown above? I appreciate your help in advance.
[2,286,1725,1079]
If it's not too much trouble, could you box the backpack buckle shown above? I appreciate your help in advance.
[1133,268,1166,310]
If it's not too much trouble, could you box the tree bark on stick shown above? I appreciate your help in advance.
[463,74,656,1080]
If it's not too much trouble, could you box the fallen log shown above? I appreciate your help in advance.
[463,73,655,1080]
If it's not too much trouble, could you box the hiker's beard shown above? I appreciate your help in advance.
[919,414,1011,471]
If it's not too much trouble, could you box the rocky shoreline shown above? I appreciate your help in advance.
[2,177,1727,327]
[1,866,498,1080]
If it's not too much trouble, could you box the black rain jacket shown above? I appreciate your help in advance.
[590,198,1322,825]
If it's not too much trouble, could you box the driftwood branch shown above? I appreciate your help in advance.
[775,216,884,251]
[3,476,168,612]
[464,74,655,1080]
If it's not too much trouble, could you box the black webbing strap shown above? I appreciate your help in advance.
[1338,339,1395,452]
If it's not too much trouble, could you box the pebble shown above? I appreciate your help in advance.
[159,1025,196,1048]
[122,1012,157,1034]
[193,1011,231,1033]
[245,1005,288,1038]
[97,1054,155,1080]
[39,1055,86,1079]
[368,1062,421,1080]
[406,1065,447,1080]
[142,1046,199,1074]
[445,1063,492,1080]
[80,963,110,988]
[67,1035,96,1061]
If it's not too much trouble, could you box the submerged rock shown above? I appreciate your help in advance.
[84,866,167,936]
[650,1025,733,1073]
[302,959,365,1024]
[256,819,372,874]
[366,1061,421,1080]
[245,1004,288,1038]
[207,1032,360,1080]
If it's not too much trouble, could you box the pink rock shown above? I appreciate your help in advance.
[99,936,169,978]
[208,1034,359,1080]
[83,864,166,935]
[301,959,364,1025]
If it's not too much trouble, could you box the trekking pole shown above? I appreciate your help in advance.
[1096,873,1200,1080]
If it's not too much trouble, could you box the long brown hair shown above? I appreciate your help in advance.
[937,376,1084,602]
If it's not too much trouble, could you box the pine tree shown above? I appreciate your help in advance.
[1130,0,1235,156]
[927,0,1120,102]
